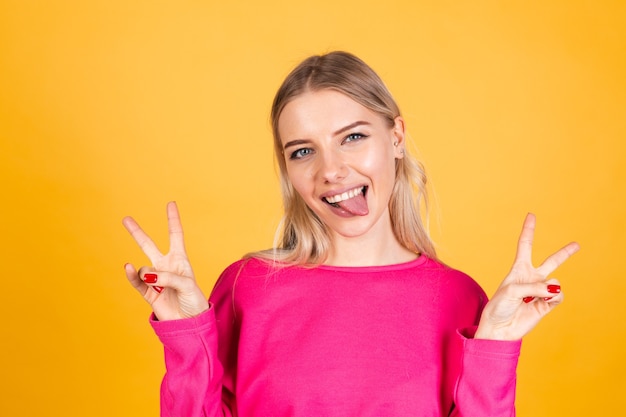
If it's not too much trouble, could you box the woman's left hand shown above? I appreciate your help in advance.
[475,213,580,341]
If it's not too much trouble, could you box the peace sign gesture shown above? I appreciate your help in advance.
[475,213,580,341]
[122,202,209,321]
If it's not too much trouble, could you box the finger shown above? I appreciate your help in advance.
[514,213,536,264]
[124,263,149,294]
[136,270,195,293]
[536,241,580,276]
[137,265,156,280]
[508,279,562,303]
[523,292,564,306]
[166,201,187,253]
[137,266,164,294]
[545,291,564,306]
[122,216,163,261]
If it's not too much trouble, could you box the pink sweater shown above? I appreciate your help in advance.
[151,256,521,416]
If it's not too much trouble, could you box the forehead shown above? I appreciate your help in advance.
[278,89,384,142]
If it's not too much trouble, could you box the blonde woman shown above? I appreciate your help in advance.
[123,51,579,416]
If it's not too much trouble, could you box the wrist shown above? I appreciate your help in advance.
[474,324,519,341]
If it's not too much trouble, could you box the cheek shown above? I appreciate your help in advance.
[360,147,396,181]
[285,164,313,197]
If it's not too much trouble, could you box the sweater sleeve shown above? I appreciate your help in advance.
[449,326,522,417]
[150,306,234,417]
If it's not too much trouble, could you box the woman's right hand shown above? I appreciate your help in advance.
[122,201,209,321]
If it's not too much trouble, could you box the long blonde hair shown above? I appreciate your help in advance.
[252,51,436,265]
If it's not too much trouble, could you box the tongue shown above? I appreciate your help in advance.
[336,193,369,216]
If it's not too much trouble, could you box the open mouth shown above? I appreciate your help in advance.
[323,186,368,208]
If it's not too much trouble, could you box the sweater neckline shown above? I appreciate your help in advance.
[315,254,428,273]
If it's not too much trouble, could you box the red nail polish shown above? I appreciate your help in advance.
[144,273,158,284]
[154,286,164,293]
[544,297,554,301]
[523,296,534,303]
[547,285,561,294]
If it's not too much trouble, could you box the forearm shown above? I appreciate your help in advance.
[449,328,521,417]
[152,307,232,417]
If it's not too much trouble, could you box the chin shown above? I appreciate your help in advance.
[325,217,381,239]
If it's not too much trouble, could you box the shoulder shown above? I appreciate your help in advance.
[212,257,284,293]
[209,256,301,315]
[418,256,487,300]
[412,257,489,325]
[219,256,285,279]
[413,256,471,279]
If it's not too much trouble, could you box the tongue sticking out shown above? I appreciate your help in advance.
[336,193,369,216]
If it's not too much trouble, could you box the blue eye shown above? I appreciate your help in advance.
[290,148,313,160]
[344,133,366,143]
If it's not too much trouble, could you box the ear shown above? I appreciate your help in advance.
[391,116,406,159]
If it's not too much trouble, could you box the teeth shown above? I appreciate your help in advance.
[325,187,363,204]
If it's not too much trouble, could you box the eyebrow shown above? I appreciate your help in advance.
[333,120,371,136]
[282,120,372,150]
[283,139,311,150]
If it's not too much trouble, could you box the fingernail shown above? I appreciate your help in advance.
[547,285,561,294]
[523,296,535,303]
[154,286,164,293]
[144,273,158,284]
[544,297,554,301]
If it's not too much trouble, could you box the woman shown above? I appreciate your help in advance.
[123,51,579,416]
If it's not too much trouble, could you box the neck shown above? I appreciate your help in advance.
[324,216,418,267]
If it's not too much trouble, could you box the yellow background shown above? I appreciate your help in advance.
[1,0,624,415]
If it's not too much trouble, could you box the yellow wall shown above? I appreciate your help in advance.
[1,0,623,415]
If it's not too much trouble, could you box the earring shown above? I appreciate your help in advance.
[393,141,398,146]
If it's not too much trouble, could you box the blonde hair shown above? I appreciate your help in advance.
[251,51,436,265]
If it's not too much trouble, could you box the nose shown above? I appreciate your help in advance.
[317,149,347,183]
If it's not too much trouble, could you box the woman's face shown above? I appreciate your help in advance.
[278,89,405,241]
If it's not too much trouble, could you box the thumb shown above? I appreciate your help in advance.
[133,265,164,294]
[517,279,562,304]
